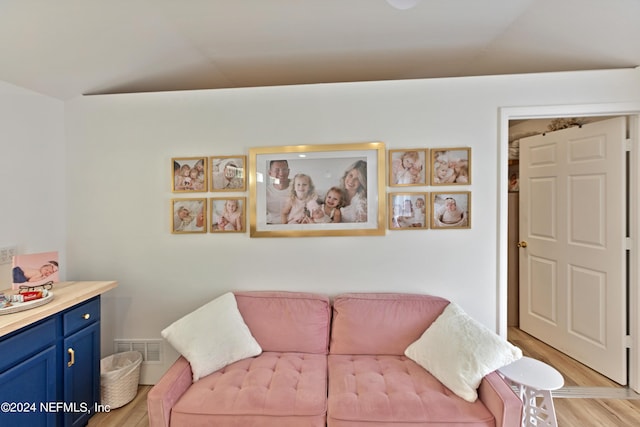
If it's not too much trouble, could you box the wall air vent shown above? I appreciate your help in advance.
[113,339,162,363]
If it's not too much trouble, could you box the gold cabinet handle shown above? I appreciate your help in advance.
[517,241,528,248]
[68,348,75,367]
[83,313,91,320]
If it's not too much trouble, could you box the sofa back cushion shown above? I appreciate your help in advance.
[330,293,450,355]
[234,291,331,354]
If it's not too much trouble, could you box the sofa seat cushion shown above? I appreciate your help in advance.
[328,355,495,426]
[171,352,327,426]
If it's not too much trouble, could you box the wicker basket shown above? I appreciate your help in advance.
[100,351,143,409]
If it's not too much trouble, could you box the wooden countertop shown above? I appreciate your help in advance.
[0,281,118,337]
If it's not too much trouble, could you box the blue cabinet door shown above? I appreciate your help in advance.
[0,345,57,427]
[63,321,100,427]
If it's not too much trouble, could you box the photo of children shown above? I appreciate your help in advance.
[172,199,206,233]
[388,193,428,230]
[282,173,321,224]
[431,148,471,185]
[311,186,345,223]
[389,149,427,186]
[431,192,470,229]
[11,251,60,290]
[172,157,207,192]
[264,157,369,225]
[251,142,387,237]
[211,156,246,191]
[210,198,245,232]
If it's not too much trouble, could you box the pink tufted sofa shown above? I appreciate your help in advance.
[147,291,522,427]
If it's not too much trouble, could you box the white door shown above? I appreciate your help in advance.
[519,117,628,384]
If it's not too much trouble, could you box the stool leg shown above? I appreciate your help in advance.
[520,385,558,427]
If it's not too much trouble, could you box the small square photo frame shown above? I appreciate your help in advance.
[172,198,207,233]
[210,197,246,233]
[388,192,429,230]
[211,155,247,191]
[389,149,428,186]
[172,157,208,192]
[431,147,471,185]
[431,191,471,229]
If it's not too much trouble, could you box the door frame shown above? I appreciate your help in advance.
[498,102,640,391]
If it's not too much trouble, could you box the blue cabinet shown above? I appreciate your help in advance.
[0,297,101,427]
[0,345,58,427]
[63,321,100,427]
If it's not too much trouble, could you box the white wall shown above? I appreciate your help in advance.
[63,68,640,384]
[0,81,65,288]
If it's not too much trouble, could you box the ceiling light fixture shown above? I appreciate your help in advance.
[386,0,420,10]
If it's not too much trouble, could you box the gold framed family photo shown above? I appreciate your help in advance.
[431,191,471,229]
[210,197,246,233]
[210,155,247,191]
[171,198,207,233]
[249,142,386,237]
[388,192,429,230]
[388,149,428,186]
[430,148,471,185]
[172,157,208,192]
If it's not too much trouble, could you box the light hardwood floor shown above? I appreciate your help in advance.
[88,385,151,427]
[89,329,640,426]
[509,327,640,426]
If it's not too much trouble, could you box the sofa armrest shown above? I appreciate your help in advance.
[147,356,193,427]
[477,371,522,427]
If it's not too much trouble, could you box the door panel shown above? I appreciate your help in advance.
[569,266,605,344]
[520,116,627,384]
[529,256,557,324]
[569,175,605,246]
[530,177,557,239]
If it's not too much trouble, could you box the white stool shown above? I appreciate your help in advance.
[498,356,564,427]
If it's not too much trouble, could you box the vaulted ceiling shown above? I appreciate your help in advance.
[1,0,638,100]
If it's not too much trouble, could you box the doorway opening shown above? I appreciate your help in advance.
[507,116,625,388]
[499,104,640,393]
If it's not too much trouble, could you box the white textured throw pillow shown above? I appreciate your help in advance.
[161,292,262,382]
[405,302,522,402]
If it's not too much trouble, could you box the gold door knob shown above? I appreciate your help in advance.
[517,241,528,248]
[83,313,91,320]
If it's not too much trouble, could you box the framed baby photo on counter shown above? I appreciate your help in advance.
[388,149,428,186]
[249,141,386,237]
[11,251,60,290]
[172,157,208,192]
[171,198,207,233]
[211,155,247,191]
[431,192,470,229]
[430,147,471,185]
[210,197,246,233]
[388,192,429,230]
